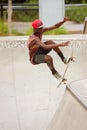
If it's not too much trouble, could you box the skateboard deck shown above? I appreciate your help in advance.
[57,63,69,88]
[57,57,76,88]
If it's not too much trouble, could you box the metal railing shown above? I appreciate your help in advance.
[0,3,87,20]
[0,3,38,19]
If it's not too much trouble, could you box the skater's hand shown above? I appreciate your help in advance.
[60,41,70,47]
[63,17,71,22]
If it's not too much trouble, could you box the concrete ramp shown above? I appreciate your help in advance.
[47,79,87,130]
[0,35,87,130]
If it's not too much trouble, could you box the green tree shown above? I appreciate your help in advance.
[65,0,71,4]
[70,0,84,3]
[1,0,38,3]
[25,0,38,3]
[1,0,26,3]
[65,0,87,4]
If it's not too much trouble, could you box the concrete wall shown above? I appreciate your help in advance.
[39,0,64,26]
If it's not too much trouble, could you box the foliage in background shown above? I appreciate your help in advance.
[11,5,87,23]
[0,21,70,36]
[1,0,87,4]
[26,27,70,35]
[12,11,38,22]
[1,0,38,3]
[65,0,87,4]
[1,0,87,23]
[1,0,25,3]
[25,0,38,3]
[0,20,8,35]
[44,28,70,35]
[0,20,24,36]
[65,5,87,23]
[1,0,87,35]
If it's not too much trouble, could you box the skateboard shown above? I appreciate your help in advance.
[57,57,76,88]
[57,63,69,88]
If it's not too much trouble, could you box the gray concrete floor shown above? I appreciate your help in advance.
[0,35,87,130]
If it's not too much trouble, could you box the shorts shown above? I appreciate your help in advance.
[34,47,51,64]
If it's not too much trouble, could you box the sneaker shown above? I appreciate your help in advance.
[63,57,75,64]
[53,72,62,80]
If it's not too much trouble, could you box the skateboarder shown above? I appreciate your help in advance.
[27,18,74,82]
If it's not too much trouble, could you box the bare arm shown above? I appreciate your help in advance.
[36,41,70,50]
[43,17,70,32]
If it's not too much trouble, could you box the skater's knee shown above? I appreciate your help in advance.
[44,55,53,62]
[45,40,55,45]
[47,40,54,43]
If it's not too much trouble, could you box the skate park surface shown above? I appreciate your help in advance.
[0,35,87,130]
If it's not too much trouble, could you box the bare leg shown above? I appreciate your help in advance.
[44,54,62,79]
[45,40,65,62]
[44,54,57,74]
